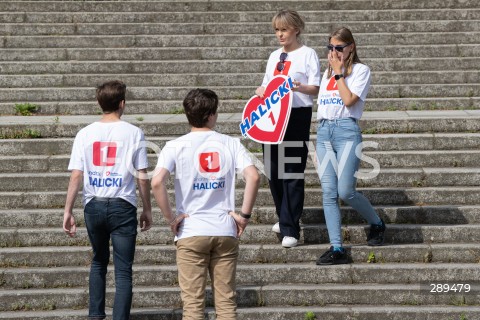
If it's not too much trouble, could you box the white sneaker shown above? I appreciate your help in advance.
[271,222,281,233]
[282,236,298,248]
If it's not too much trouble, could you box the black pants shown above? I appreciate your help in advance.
[262,107,312,239]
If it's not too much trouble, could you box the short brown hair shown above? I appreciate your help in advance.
[183,89,218,128]
[96,80,126,113]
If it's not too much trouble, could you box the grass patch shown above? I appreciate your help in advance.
[367,251,376,263]
[171,107,185,114]
[450,296,467,306]
[402,299,420,306]
[0,129,41,139]
[248,147,263,153]
[12,303,33,311]
[459,313,468,320]
[14,103,39,116]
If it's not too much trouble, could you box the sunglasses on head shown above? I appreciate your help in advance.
[276,52,288,72]
[327,43,352,52]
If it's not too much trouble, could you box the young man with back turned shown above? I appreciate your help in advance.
[151,88,260,320]
[63,80,153,320]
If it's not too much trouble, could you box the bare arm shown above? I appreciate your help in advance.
[291,81,319,96]
[151,168,186,235]
[63,169,83,237]
[240,165,260,214]
[334,77,359,107]
[229,165,260,237]
[136,168,153,231]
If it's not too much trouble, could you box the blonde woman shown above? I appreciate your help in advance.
[256,9,320,248]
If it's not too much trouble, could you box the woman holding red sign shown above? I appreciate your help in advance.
[255,9,320,248]
[315,27,386,265]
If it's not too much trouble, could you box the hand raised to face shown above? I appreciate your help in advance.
[328,50,344,75]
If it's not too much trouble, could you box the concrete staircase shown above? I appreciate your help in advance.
[0,1,479,319]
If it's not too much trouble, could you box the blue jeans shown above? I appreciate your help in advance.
[316,118,381,247]
[84,197,138,320]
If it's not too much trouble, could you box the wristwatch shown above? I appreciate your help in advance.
[239,212,251,219]
[334,73,344,80]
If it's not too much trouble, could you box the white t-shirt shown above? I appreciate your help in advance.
[261,45,321,108]
[68,121,148,206]
[317,63,371,120]
[156,131,254,241]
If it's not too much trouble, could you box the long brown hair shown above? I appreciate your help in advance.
[327,27,362,78]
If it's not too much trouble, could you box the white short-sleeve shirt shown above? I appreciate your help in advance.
[262,45,321,108]
[68,121,148,206]
[156,131,254,241]
[317,63,372,120]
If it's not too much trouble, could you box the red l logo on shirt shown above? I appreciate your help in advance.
[199,152,220,173]
[274,61,291,76]
[326,77,338,91]
[93,142,117,166]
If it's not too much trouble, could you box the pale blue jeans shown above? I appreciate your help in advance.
[316,118,381,247]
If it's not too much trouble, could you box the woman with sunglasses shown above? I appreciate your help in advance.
[255,9,320,248]
[315,27,386,265]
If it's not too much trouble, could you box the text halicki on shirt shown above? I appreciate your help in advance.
[89,176,123,187]
[318,97,344,106]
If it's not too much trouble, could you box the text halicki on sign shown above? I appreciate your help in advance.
[240,75,294,144]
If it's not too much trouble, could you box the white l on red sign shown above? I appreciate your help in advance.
[240,75,294,144]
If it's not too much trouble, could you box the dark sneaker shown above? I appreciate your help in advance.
[367,219,386,246]
[316,246,349,265]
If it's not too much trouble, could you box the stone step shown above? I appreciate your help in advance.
[1,262,480,290]
[2,20,480,36]
[1,97,479,116]
[1,224,480,247]
[1,186,479,209]
[1,57,479,75]
[1,205,478,229]
[2,111,480,138]
[208,21,480,34]
[363,97,480,111]
[3,306,480,320]
[4,32,480,49]
[1,132,480,156]
[2,149,479,173]
[1,84,478,104]
[177,166,469,189]
[1,167,480,192]
[2,9,480,24]
[0,282,478,311]
[1,69,479,88]
[1,243,479,268]
[0,306,478,320]
[0,0,478,12]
